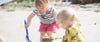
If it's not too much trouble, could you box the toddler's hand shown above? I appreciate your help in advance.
[56,25,60,29]
[25,23,29,28]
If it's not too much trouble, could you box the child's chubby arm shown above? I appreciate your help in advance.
[25,13,35,28]
[52,8,57,18]
[53,11,60,29]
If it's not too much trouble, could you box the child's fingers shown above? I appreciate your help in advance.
[25,24,27,28]
[57,27,60,29]
[25,24,29,28]
[30,40,32,42]
[24,18,29,28]
[56,24,60,29]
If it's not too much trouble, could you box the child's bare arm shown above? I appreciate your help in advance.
[25,13,35,28]
[52,11,60,29]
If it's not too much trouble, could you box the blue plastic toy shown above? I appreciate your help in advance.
[24,19,31,42]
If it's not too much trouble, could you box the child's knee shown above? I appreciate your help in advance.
[47,31,52,36]
[40,32,46,37]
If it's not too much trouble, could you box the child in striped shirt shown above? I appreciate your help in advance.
[25,0,57,42]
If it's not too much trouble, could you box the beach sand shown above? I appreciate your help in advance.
[0,4,100,42]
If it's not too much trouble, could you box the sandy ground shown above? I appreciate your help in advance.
[0,4,100,42]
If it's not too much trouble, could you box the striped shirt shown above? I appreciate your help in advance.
[32,7,56,24]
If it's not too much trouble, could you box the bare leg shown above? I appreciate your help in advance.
[40,32,45,42]
[47,31,53,42]
[0,39,2,42]
[0,38,3,42]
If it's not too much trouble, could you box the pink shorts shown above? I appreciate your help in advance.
[39,22,57,33]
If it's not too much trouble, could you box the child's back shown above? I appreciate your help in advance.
[56,8,85,42]
[62,24,85,42]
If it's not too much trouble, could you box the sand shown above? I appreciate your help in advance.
[0,4,100,42]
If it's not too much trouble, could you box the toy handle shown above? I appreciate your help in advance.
[24,19,31,42]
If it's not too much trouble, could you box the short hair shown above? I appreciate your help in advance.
[56,8,78,24]
[35,0,48,7]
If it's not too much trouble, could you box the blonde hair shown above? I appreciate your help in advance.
[56,8,78,25]
[35,0,48,7]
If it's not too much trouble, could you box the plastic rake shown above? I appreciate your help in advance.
[24,19,31,42]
